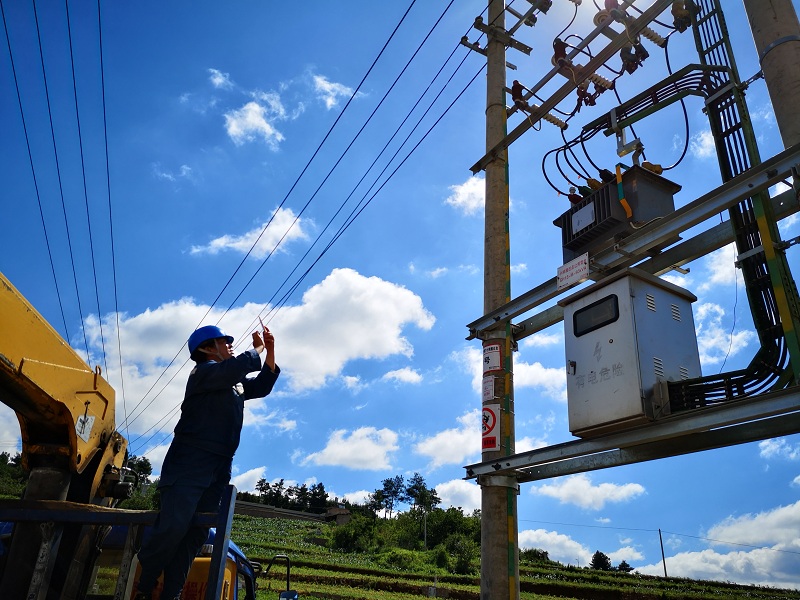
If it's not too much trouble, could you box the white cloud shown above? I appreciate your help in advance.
[277,268,434,391]
[435,479,481,512]
[510,263,527,275]
[689,129,716,159]
[413,410,480,469]
[382,367,422,385]
[520,332,562,348]
[515,359,567,401]
[208,68,234,90]
[697,243,742,292]
[445,176,484,216]
[231,465,266,493]
[301,427,398,470]
[759,438,800,461]
[152,163,194,183]
[224,101,285,149]
[793,475,800,487]
[608,546,644,564]
[637,501,800,588]
[427,267,448,279]
[519,529,592,566]
[81,267,433,463]
[532,473,645,510]
[190,207,309,259]
[312,74,357,109]
[694,303,756,366]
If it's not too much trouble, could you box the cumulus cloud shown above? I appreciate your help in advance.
[520,332,562,348]
[190,206,309,259]
[694,303,756,367]
[690,129,716,159]
[435,479,481,512]
[312,74,358,109]
[413,410,480,469]
[519,529,592,566]
[515,359,567,401]
[531,473,645,510]
[697,243,742,292]
[231,465,266,493]
[301,426,398,470]
[637,501,800,588]
[276,268,435,391]
[224,101,286,149]
[382,367,422,385]
[445,176,484,216]
[79,267,433,468]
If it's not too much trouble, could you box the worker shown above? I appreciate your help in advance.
[133,324,280,600]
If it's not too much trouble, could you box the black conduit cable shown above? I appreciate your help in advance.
[31,0,91,357]
[64,0,108,373]
[1,0,70,339]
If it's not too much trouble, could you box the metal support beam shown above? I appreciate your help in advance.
[464,386,800,480]
[470,0,673,174]
[466,143,800,338]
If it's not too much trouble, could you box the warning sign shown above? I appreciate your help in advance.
[557,252,589,291]
[483,344,502,374]
[482,404,500,451]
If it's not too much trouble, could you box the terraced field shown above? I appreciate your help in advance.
[232,514,800,600]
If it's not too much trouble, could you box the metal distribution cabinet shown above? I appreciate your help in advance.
[559,268,702,438]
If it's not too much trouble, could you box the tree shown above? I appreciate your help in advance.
[617,559,634,573]
[309,482,328,513]
[255,478,270,501]
[125,455,153,484]
[590,550,613,571]
[380,475,406,518]
[404,473,441,512]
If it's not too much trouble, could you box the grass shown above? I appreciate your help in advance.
[232,515,800,600]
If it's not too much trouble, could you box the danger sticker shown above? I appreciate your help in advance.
[482,404,500,451]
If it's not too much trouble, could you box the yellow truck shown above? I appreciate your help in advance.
[0,271,264,600]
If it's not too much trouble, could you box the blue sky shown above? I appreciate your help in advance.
[2,0,799,589]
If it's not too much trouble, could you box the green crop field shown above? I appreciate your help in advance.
[231,515,800,600]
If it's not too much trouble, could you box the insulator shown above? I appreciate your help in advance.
[586,71,613,90]
[593,9,611,26]
[567,0,582,4]
[530,103,568,130]
[542,111,568,130]
[639,26,666,47]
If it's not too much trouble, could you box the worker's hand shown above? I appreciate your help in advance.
[252,331,264,354]
[261,327,276,371]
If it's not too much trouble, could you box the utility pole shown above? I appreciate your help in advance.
[480,0,520,599]
[743,0,800,148]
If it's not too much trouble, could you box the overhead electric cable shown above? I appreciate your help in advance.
[121,0,421,431]
[31,0,91,357]
[64,0,108,373]
[95,0,131,443]
[1,0,71,339]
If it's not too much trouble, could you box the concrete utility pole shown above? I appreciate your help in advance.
[743,0,800,148]
[480,0,520,599]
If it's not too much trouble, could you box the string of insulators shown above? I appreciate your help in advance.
[533,105,568,129]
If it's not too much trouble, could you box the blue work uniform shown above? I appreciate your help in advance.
[136,349,279,599]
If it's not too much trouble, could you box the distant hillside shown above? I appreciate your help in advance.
[231,514,800,600]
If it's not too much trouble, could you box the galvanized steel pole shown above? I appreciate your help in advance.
[480,1,519,599]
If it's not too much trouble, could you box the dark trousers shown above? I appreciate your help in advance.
[136,443,232,599]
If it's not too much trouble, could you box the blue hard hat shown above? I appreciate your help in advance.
[188,325,234,354]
